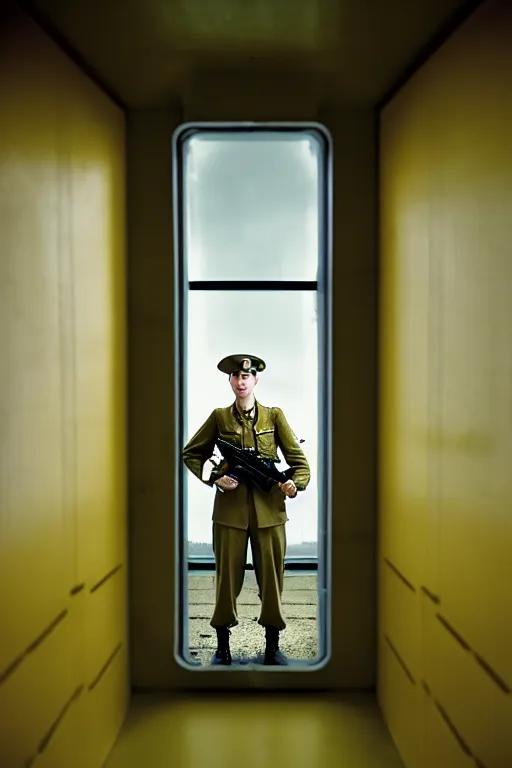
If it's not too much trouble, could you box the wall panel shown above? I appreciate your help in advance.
[423,693,474,768]
[379,1,512,766]
[0,18,69,670]
[0,608,76,766]
[378,637,423,768]
[0,9,127,767]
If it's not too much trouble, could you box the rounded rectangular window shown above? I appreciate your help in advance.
[174,123,332,671]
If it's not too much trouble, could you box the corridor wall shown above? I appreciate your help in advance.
[378,1,512,766]
[0,8,128,767]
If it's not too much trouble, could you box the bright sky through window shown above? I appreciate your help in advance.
[181,130,323,558]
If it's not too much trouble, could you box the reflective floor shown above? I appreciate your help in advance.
[187,572,318,666]
[105,693,405,768]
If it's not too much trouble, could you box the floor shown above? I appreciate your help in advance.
[187,571,317,665]
[105,693,405,768]
[106,575,405,767]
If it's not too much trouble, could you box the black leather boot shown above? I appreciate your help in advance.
[211,628,232,666]
[263,627,289,666]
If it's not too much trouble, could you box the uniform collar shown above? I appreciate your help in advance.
[233,398,258,425]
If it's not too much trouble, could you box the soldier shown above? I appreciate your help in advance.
[182,354,310,666]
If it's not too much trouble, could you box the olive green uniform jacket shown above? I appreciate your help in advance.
[182,401,310,529]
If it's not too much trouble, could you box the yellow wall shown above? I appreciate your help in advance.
[378,0,512,765]
[0,9,128,767]
[127,96,378,689]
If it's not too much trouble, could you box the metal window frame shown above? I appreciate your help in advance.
[188,280,318,291]
[173,122,333,669]
[188,557,318,572]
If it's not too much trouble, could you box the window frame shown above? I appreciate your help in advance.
[173,122,333,667]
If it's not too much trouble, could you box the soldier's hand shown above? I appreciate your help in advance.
[215,476,239,491]
[279,480,297,498]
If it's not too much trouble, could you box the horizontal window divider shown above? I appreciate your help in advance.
[188,560,318,572]
[188,281,318,291]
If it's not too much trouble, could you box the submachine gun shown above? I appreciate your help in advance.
[208,438,296,494]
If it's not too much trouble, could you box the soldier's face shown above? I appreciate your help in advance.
[229,371,258,398]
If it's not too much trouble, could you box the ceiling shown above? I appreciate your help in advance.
[20,0,481,109]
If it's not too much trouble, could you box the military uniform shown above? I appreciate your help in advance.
[182,354,310,663]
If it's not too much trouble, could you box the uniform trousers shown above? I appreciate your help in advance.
[210,493,287,631]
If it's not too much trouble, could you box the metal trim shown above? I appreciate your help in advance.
[173,121,333,674]
[189,281,318,291]
[189,560,318,572]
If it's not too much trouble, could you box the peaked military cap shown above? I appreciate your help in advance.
[217,354,266,375]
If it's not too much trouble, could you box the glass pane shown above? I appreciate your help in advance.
[182,131,322,281]
[185,290,318,559]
